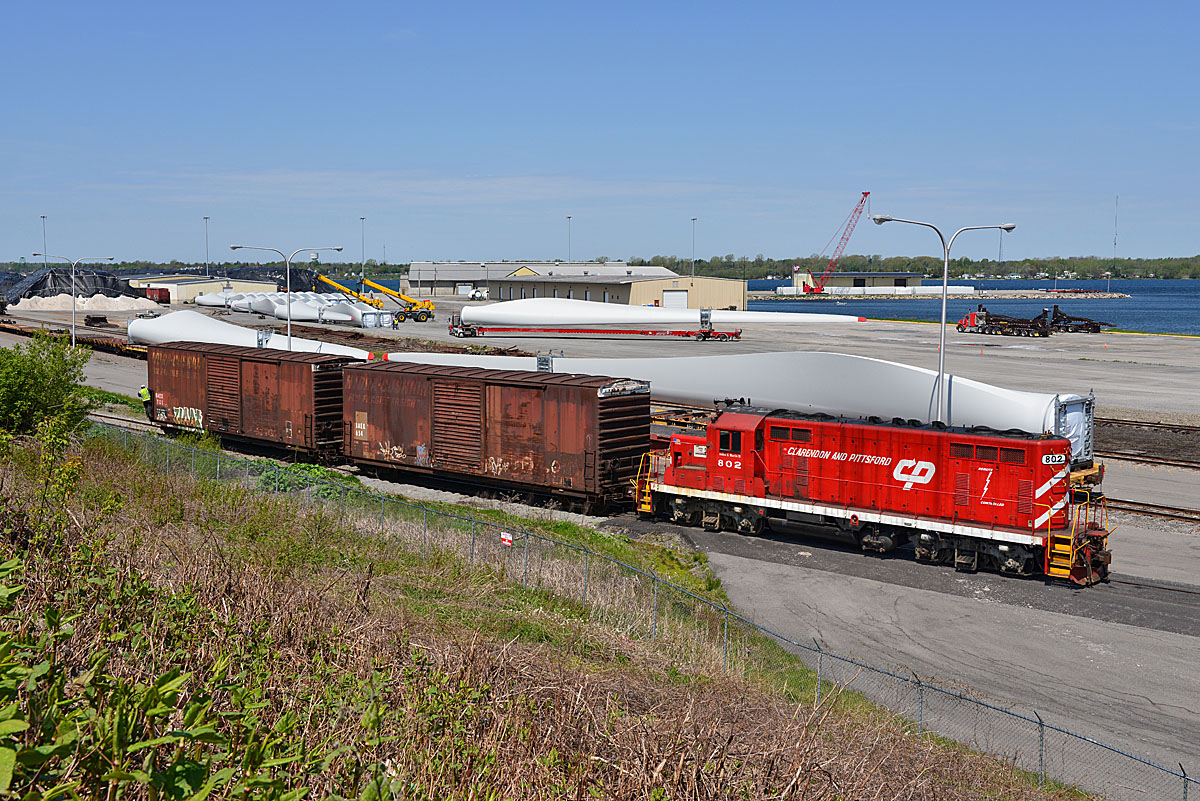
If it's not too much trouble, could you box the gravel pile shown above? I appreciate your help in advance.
[11,293,159,312]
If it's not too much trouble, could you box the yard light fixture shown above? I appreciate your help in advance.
[32,253,115,347]
[230,244,343,351]
[870,215,1016,424]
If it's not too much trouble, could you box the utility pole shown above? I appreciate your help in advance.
[40,216,47,271]
[360,216,366,290]
[203,216,211,277]
[691,217,697,279]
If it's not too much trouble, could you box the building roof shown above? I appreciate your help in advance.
[494,274,734,285]
[408,261,673,281]
[816,271,923,279]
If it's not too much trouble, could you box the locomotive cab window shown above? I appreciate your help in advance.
[718,430,742,453]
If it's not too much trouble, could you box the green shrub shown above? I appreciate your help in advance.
[0,333,93,436]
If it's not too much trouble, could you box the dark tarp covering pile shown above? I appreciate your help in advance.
[222,266,314,292]
[2,268,136,302]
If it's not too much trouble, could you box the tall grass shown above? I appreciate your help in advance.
[0,431,1087,799]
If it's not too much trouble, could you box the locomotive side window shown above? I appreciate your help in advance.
[755,429,764,451]
[769,426,789,440]
[791,428,811,442]
[950,442,973,459]
[976,445,998,461]
[999,447,1026,464]
[718,430,742,453]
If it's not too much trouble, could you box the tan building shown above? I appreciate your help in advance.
[489,275,746,310]
[127,276,279,303]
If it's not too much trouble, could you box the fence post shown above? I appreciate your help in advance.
[244,463,250,488]
[523,532,529,588]
[339,486,345,521]
[915,674,925,735]
[1034,711,1045,789]
[582,549,589,610]
[165,443,170,472]
[470,520,476,564]
[1182,763,1188,801]
[274,465,280,492]
[651,574,659,639]
[191,447,195,477]
[723,606,729,672]
[216,449,221,480]
[814,639,823,706]
[379,498,385,534]
[421,508,427,559]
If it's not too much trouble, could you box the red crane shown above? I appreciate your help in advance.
[803,191,870,293]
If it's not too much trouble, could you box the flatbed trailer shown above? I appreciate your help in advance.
[447,313,740,341]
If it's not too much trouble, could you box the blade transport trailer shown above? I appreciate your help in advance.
[637,406,1111,585]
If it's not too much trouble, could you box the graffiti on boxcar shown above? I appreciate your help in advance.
[377,441,406,462]
[485,454,536,476]
[172,407,203,428]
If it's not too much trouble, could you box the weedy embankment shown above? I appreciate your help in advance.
[0,427,1089,799]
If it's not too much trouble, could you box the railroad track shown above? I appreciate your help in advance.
[88,411,159,433]
[1106,576,1200,604]
[1095,450,1200,470]
[1105,498,1200,523]
[1095,416,1200,436]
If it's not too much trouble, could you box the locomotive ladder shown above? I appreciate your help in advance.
[1045,533,1075,579]
[634,453,657,515]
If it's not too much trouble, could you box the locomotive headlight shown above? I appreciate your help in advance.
[998,545,1010,552]
[919,533,933,542]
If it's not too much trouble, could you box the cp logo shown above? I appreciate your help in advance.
[893,460,936,490]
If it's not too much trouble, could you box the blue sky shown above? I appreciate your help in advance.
[4,0,1196,264]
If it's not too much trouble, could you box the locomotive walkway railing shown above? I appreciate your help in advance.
[89,421,1196,801]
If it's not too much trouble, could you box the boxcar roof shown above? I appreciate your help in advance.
[151,341,361,366]
[353,361,647,393]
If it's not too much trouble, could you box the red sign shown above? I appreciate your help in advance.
[501,531,513,547]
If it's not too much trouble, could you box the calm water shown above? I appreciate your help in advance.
[748,279,1200,336]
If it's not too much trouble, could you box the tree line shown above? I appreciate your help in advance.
[629,254,1200,281]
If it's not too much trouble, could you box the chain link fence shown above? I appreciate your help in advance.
[91,422,1197,800]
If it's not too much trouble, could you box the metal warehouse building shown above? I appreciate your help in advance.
[126,275,279,303]
[407,261,674,296]
[489,274,746,310]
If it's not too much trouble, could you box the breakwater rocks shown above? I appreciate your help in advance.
[751,290,1130,301]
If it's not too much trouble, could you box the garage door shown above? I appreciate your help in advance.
[662,290,688,308]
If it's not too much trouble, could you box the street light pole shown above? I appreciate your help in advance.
[690,217,697,279]
[230,244,342,351]
[566,215,572,267]
[360,217,366,291]
[40,217,47,271]
[33,253,115,346]
[203,216,211,277]
[870,215,1015,424]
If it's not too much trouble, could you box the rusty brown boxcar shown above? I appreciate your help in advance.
[146,342,360,458]
[343,362,652,509]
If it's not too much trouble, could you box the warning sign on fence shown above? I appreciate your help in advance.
[501,531,513,547]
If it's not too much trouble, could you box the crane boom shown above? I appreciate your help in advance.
[317,274,384,308]
[361,277,435,313]
[804,191,870,294]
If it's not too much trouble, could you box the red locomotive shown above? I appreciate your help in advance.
[637,407,1110,585]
